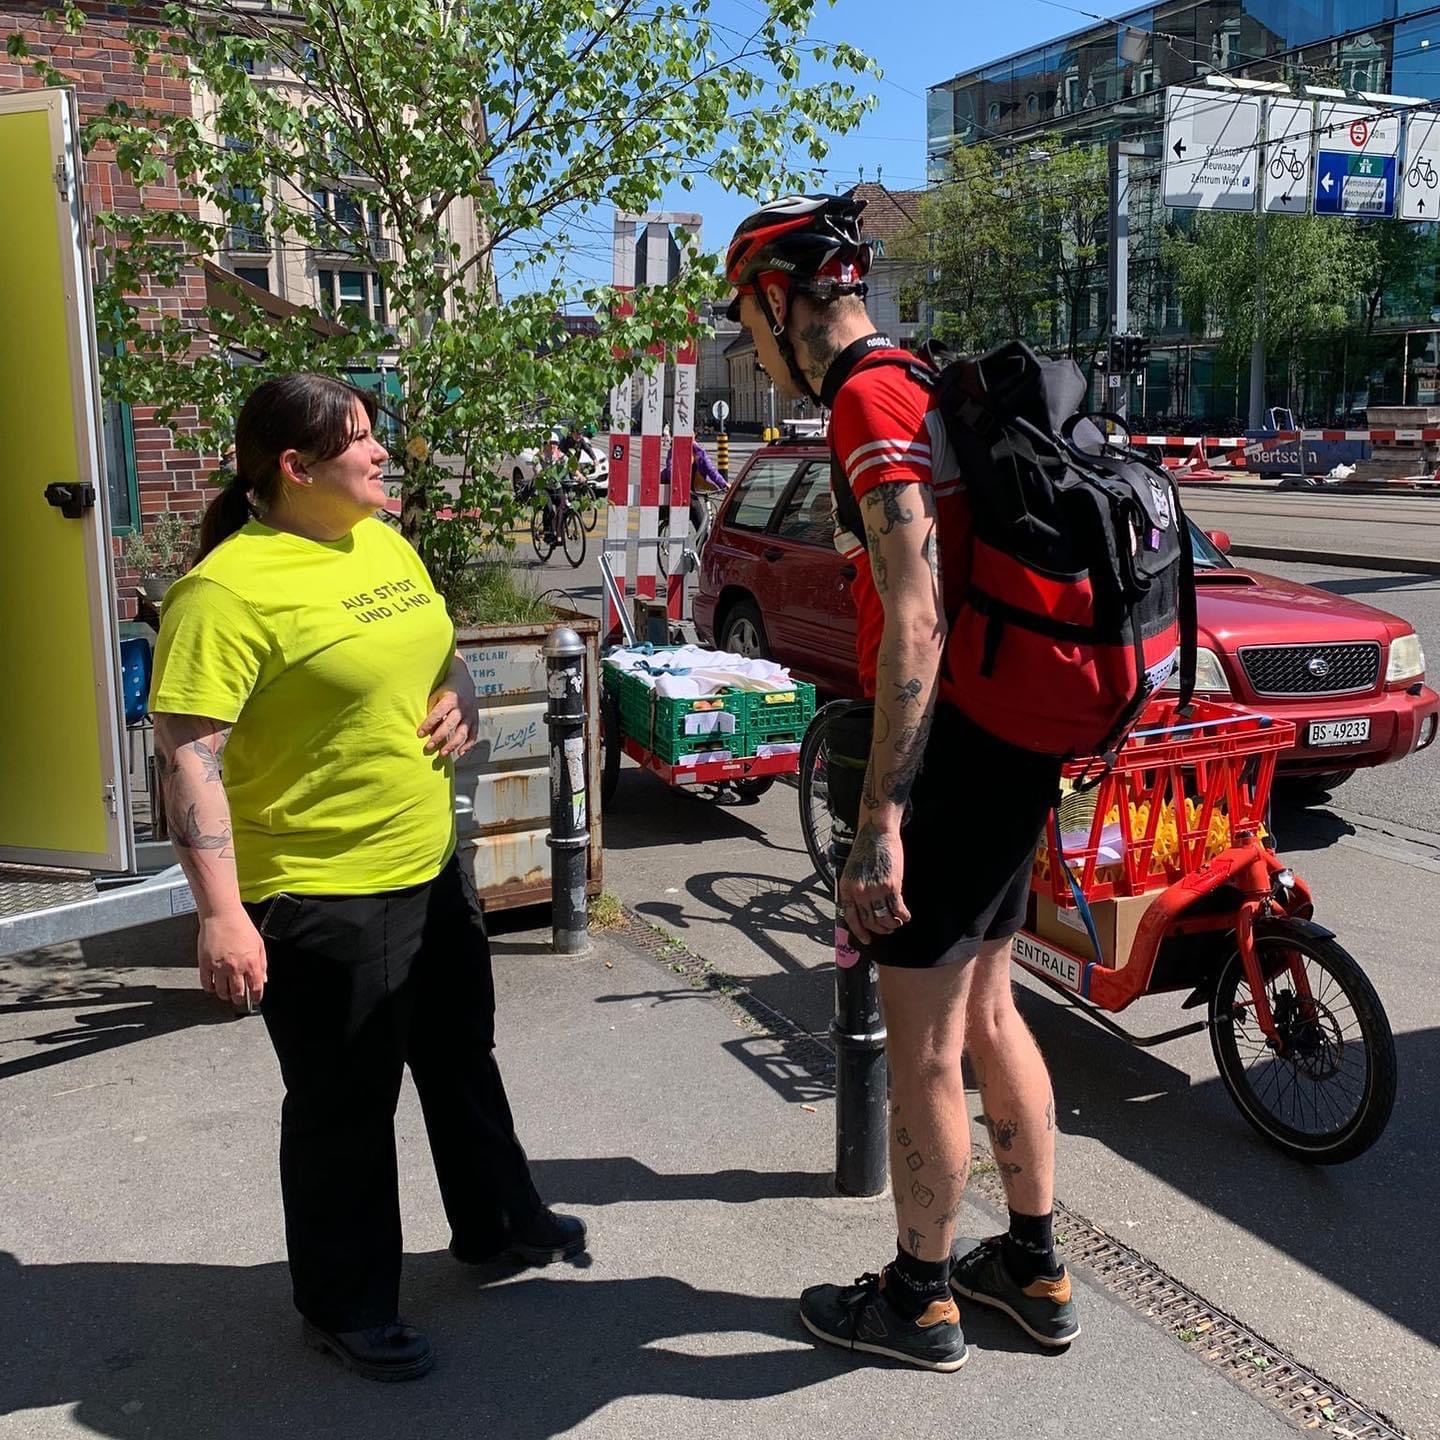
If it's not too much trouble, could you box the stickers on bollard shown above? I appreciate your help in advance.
[563,735,585,795]
[572,791,587,832]
[547,667,582,699]
[836,924,861,970]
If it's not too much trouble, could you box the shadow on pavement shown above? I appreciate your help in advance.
[1307,573,1439,598]
[1266,798,1358,854]
[1014,989,1440,1349]
[603,771,807,857]
[528,1156,833,1204]
[0,1250,823,1440]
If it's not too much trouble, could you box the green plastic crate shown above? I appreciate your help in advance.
[744,684,816,744]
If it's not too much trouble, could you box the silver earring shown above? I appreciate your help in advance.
[771,320,784,337]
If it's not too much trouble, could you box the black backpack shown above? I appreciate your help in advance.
[827,337,1197,764]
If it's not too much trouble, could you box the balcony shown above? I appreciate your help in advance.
[227,226,271,258]
[313,233,394,262]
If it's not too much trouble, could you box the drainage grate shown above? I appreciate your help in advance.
[611,906,1410,1440]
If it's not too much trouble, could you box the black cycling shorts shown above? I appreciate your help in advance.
[828,701,1061,969]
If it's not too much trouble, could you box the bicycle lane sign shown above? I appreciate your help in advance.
[1401,111,1440,220]
[1263,97,1313,215]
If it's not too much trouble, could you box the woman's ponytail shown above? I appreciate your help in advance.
[197,474,254,561]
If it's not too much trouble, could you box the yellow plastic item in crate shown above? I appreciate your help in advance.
[1034,795,1260,885]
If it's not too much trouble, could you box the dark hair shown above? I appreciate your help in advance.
[197,373,378,560]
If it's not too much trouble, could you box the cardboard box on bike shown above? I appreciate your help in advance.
[1029,892,1157,971]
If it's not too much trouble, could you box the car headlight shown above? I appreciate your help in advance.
[1162,646,1230,695]
[1386,633,1425,684]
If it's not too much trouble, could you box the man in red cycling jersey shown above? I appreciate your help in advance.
[726,192,1080,1370]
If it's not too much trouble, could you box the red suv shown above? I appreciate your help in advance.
[693,441,1439,793]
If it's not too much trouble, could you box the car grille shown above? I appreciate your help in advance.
[1238,642,1381,697]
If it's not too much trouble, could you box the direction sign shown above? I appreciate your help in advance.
[1262,97,1313,215]
[1402,111,1440,220]
[1313,102,1399,217]
[710,399,729,424]
[1163,86,1261,211]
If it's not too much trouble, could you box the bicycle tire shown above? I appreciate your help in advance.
[561,508,586,568]
[531,504,553,562]
[799,701,848,896]
[600,689,622,809]
[1208,920,1396,1164]
[578,485,599,533]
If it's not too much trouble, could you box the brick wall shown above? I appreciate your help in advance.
[1,2,215,618]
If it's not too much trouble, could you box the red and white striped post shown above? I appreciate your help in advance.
[604,212,703,639]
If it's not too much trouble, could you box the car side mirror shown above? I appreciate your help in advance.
[1206,529,1232,554]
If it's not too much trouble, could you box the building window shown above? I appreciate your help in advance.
[899,294,920,325]
[224,136,267,253]
[312,187,387,259]
[320,268,386,324]
[1026,92,1039,115]
[988,101,1001,123]
[234,266,269,290]
[102,398,139,536]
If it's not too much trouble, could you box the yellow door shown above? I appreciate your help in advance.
[0,88,132,871]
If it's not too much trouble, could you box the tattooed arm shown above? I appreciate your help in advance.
[153,712,265,1006]
[840,480,946,944]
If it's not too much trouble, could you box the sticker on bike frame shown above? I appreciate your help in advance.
[1013,931,1083,993]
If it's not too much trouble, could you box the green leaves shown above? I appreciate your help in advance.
[906,137,1108,358]
[16,0,873,598]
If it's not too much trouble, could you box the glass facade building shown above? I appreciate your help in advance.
[927,1,1440,422]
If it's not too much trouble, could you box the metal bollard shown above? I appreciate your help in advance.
[826,716,889,1197]
[716,430,729,479]
[543,626,590,954]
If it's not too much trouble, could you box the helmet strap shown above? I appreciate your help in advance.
[752,281,822,404]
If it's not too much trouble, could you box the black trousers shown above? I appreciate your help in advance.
[247,857,542,1331]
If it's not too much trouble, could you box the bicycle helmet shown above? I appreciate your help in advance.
[724,191,872,400]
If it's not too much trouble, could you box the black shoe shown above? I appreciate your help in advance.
[302,1320,435,1382]
[450,1207,588,1267]
[950,1235,1081,1348]
[799,1270,968,1372]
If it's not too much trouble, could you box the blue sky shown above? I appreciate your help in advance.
[530,0,1136,296]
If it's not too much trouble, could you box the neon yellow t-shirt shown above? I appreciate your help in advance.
[150,516,457,901]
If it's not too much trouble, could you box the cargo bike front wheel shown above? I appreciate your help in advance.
[1208,919,1396,1165]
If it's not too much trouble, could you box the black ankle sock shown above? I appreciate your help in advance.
[1002,1209,1061,1285]
[886,1241,952,1317]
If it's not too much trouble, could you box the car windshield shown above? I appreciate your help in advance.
[1188,519,1229,570]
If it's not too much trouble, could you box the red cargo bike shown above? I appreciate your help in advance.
[800,697,1397,1164]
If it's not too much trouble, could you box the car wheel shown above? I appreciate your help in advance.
[720,599,770,660]
[1279,769,1356,806]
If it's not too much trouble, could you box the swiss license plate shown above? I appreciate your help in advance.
[1308,717,1370,748]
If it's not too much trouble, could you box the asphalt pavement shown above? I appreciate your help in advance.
[0,914,1305,1440]
[586,557,1440,1438]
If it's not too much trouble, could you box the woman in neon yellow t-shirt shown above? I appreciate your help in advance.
[150,374,585,1382]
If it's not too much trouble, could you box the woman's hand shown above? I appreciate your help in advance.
[198,907,267,1009]
[420,655,480,759]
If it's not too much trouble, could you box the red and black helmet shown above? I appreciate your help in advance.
[724,191,871,321]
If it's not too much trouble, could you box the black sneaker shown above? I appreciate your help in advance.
[799,1270,968,1372]
[450,1207,588,1267]
[302,1320,435,1382]
[950,1236,1081,1348]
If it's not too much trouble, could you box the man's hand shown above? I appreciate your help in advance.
[420,655,480,758]
[839,818,912,945]
[198,907,267,1008]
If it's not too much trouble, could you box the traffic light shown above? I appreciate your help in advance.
[1107,334,1150,374]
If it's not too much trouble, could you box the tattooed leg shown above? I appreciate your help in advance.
[879,963,975,1262]
[965,937,1057,1215]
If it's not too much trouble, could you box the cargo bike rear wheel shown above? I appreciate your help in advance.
[1208,919,1396,1164]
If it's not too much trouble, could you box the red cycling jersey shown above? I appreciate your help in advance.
[828,347,970,699]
